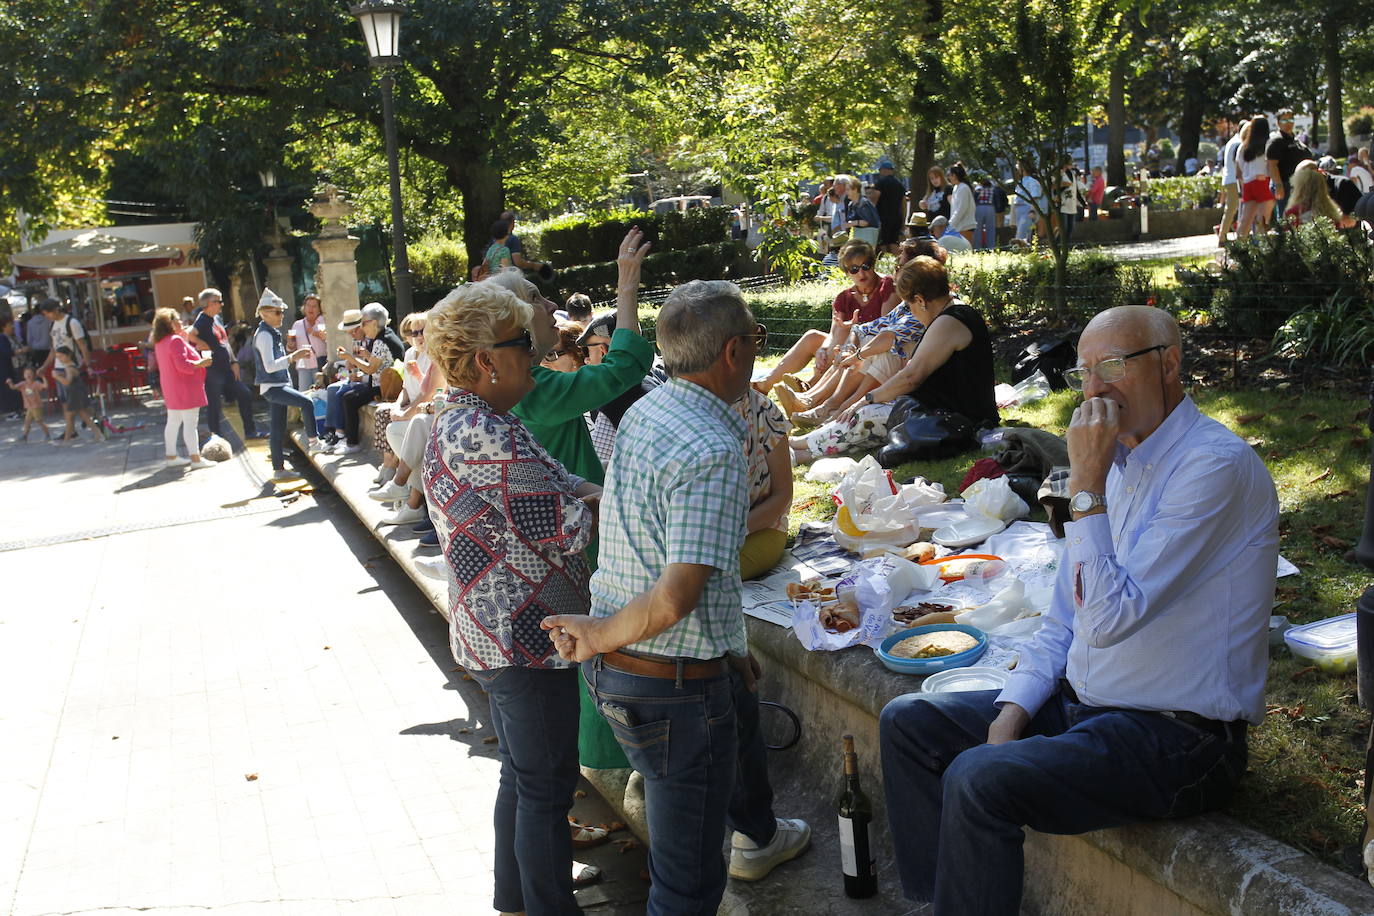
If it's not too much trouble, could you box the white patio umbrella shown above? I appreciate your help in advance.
[10,231,185,342]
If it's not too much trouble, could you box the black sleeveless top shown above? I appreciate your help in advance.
[911,301,999,427]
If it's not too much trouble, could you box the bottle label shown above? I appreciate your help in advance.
[839,814,858,875]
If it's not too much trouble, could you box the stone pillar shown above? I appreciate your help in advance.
[309,185,361,362]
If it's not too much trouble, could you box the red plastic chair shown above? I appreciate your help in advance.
[86,350,124,406]
[120,345,149,390]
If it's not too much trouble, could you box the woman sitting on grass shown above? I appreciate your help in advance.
[791,255,998,462]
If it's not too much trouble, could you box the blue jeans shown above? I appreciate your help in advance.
[582,658,777,916]
[880,688,1247,915]
[467,665,582,916]
[974,204,998,249]
[262,385,315,470]
[1013,206,1036,240]
[1060,211,1077,244]
[204,370,259,437]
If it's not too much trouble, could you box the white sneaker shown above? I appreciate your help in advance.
[379,504,425,526]
[415,556,448,580]
[272,469,298,482]
[188,458,212,471]
[321,439,339,454]
[369,480,410,502]
[306,439,326,455]
[728,818,811,882]
[166,456,191,468]
[372,465,394,485]
[342,442,364,455]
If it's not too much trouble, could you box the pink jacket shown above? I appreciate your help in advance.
[155,334,208,410]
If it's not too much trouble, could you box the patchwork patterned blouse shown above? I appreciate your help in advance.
[424,389,594,671]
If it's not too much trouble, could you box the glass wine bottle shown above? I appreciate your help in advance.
[837,733,877,898]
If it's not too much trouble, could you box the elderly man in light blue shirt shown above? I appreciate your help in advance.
[880,305,1279,915]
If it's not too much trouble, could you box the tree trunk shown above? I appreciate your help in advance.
[910,128,936,204]
[1324,16,1347,157]
[1108,49,1128,186]
[450,160,505,272]
[1174,65,1205,173]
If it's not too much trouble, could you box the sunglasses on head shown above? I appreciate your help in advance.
[846,262,875,275]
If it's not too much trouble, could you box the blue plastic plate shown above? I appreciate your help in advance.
[876,623,988,675]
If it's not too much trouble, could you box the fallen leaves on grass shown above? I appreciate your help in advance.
[1299,413,1319,421]
[1268,703,1307,718]
[1319,535,1352,550]
[1307,469,1331,484]
[1324,490,1356,500]
[1236,412,1266,424]
[1245,437,1264,448]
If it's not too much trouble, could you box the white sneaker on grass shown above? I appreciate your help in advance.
[379,504,425,526]
[728,817,811,881]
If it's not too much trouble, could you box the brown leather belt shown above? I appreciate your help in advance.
[602,650,729,680]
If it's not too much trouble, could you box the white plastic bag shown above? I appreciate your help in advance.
[956,579,1030,630]
[963,476,1029,523]
[831,456,919,552]
[806,456,859,484]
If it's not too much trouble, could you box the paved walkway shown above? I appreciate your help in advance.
[1098,232,1221,261]
[0,401,645,915]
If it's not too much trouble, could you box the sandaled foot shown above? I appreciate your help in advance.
[790,406,829,429]
[570,820,611,850]
[780,373,808,392]
[772,384,808,418]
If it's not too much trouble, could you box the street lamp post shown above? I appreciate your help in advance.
[350,0,412,317]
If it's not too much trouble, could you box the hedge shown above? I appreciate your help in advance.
[1144,175,1223,211]
[555,241,754,299]
[541,207,732,267]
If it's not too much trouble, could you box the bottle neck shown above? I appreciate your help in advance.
[843,752,858,779]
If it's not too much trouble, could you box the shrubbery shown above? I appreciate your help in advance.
[948,249,1154,326]
[409,236,469,291]
[1144,175,1222,210]
[540,207,731,267]
[1174,221,1374,339]
[555,241,753,299]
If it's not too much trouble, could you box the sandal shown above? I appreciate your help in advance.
[570,820,612,850]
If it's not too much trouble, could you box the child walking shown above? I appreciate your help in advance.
[52,346,106,443]
[7,367,51,440]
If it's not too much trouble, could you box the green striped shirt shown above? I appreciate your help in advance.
[589,377,750,658]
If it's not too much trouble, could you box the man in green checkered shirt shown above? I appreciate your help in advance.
[543,279,811,912]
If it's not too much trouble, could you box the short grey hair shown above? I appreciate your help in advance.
[198,287,222,305]
[361,302,390,328]
[656,280,754,377]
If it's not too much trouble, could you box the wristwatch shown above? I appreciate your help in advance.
[864,392,875,405]
[1070,490,1107,514]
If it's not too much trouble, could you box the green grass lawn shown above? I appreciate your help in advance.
[763,351,1372,870]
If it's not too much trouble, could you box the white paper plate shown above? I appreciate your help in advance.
[914,503,969,529]
[932,515,1006,549]
[921,666,1011,694]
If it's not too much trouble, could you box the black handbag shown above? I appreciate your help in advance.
[876,398,977,467]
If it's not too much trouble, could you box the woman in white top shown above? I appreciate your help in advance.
[1058,163,1086,244]
[368,310,445,495]
[1234,116,1276,238]
[288,294,328,389]
[1348,149,1373,194]
[945,163,977,243]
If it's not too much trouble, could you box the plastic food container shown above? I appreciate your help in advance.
[1283,613,1358,674]
[876,624,987,675]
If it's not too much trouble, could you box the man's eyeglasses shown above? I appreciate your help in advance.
[740,323,768,350]
[1063,345,1166,391]
[491,329,536,358]
[845,262,875,275]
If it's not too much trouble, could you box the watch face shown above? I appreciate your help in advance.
[1071,491,1097,512]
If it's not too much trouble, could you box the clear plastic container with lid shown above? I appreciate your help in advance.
[1283,612,1358,674]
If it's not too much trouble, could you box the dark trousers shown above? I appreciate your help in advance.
[467,665,582,916]
[582,659,777,916]
[880,688,1246,915]
[204,370,259,437]
[341,382,376,445]
[262,385,314,470]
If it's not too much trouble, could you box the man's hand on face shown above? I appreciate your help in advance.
[1067,396,1119,493]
